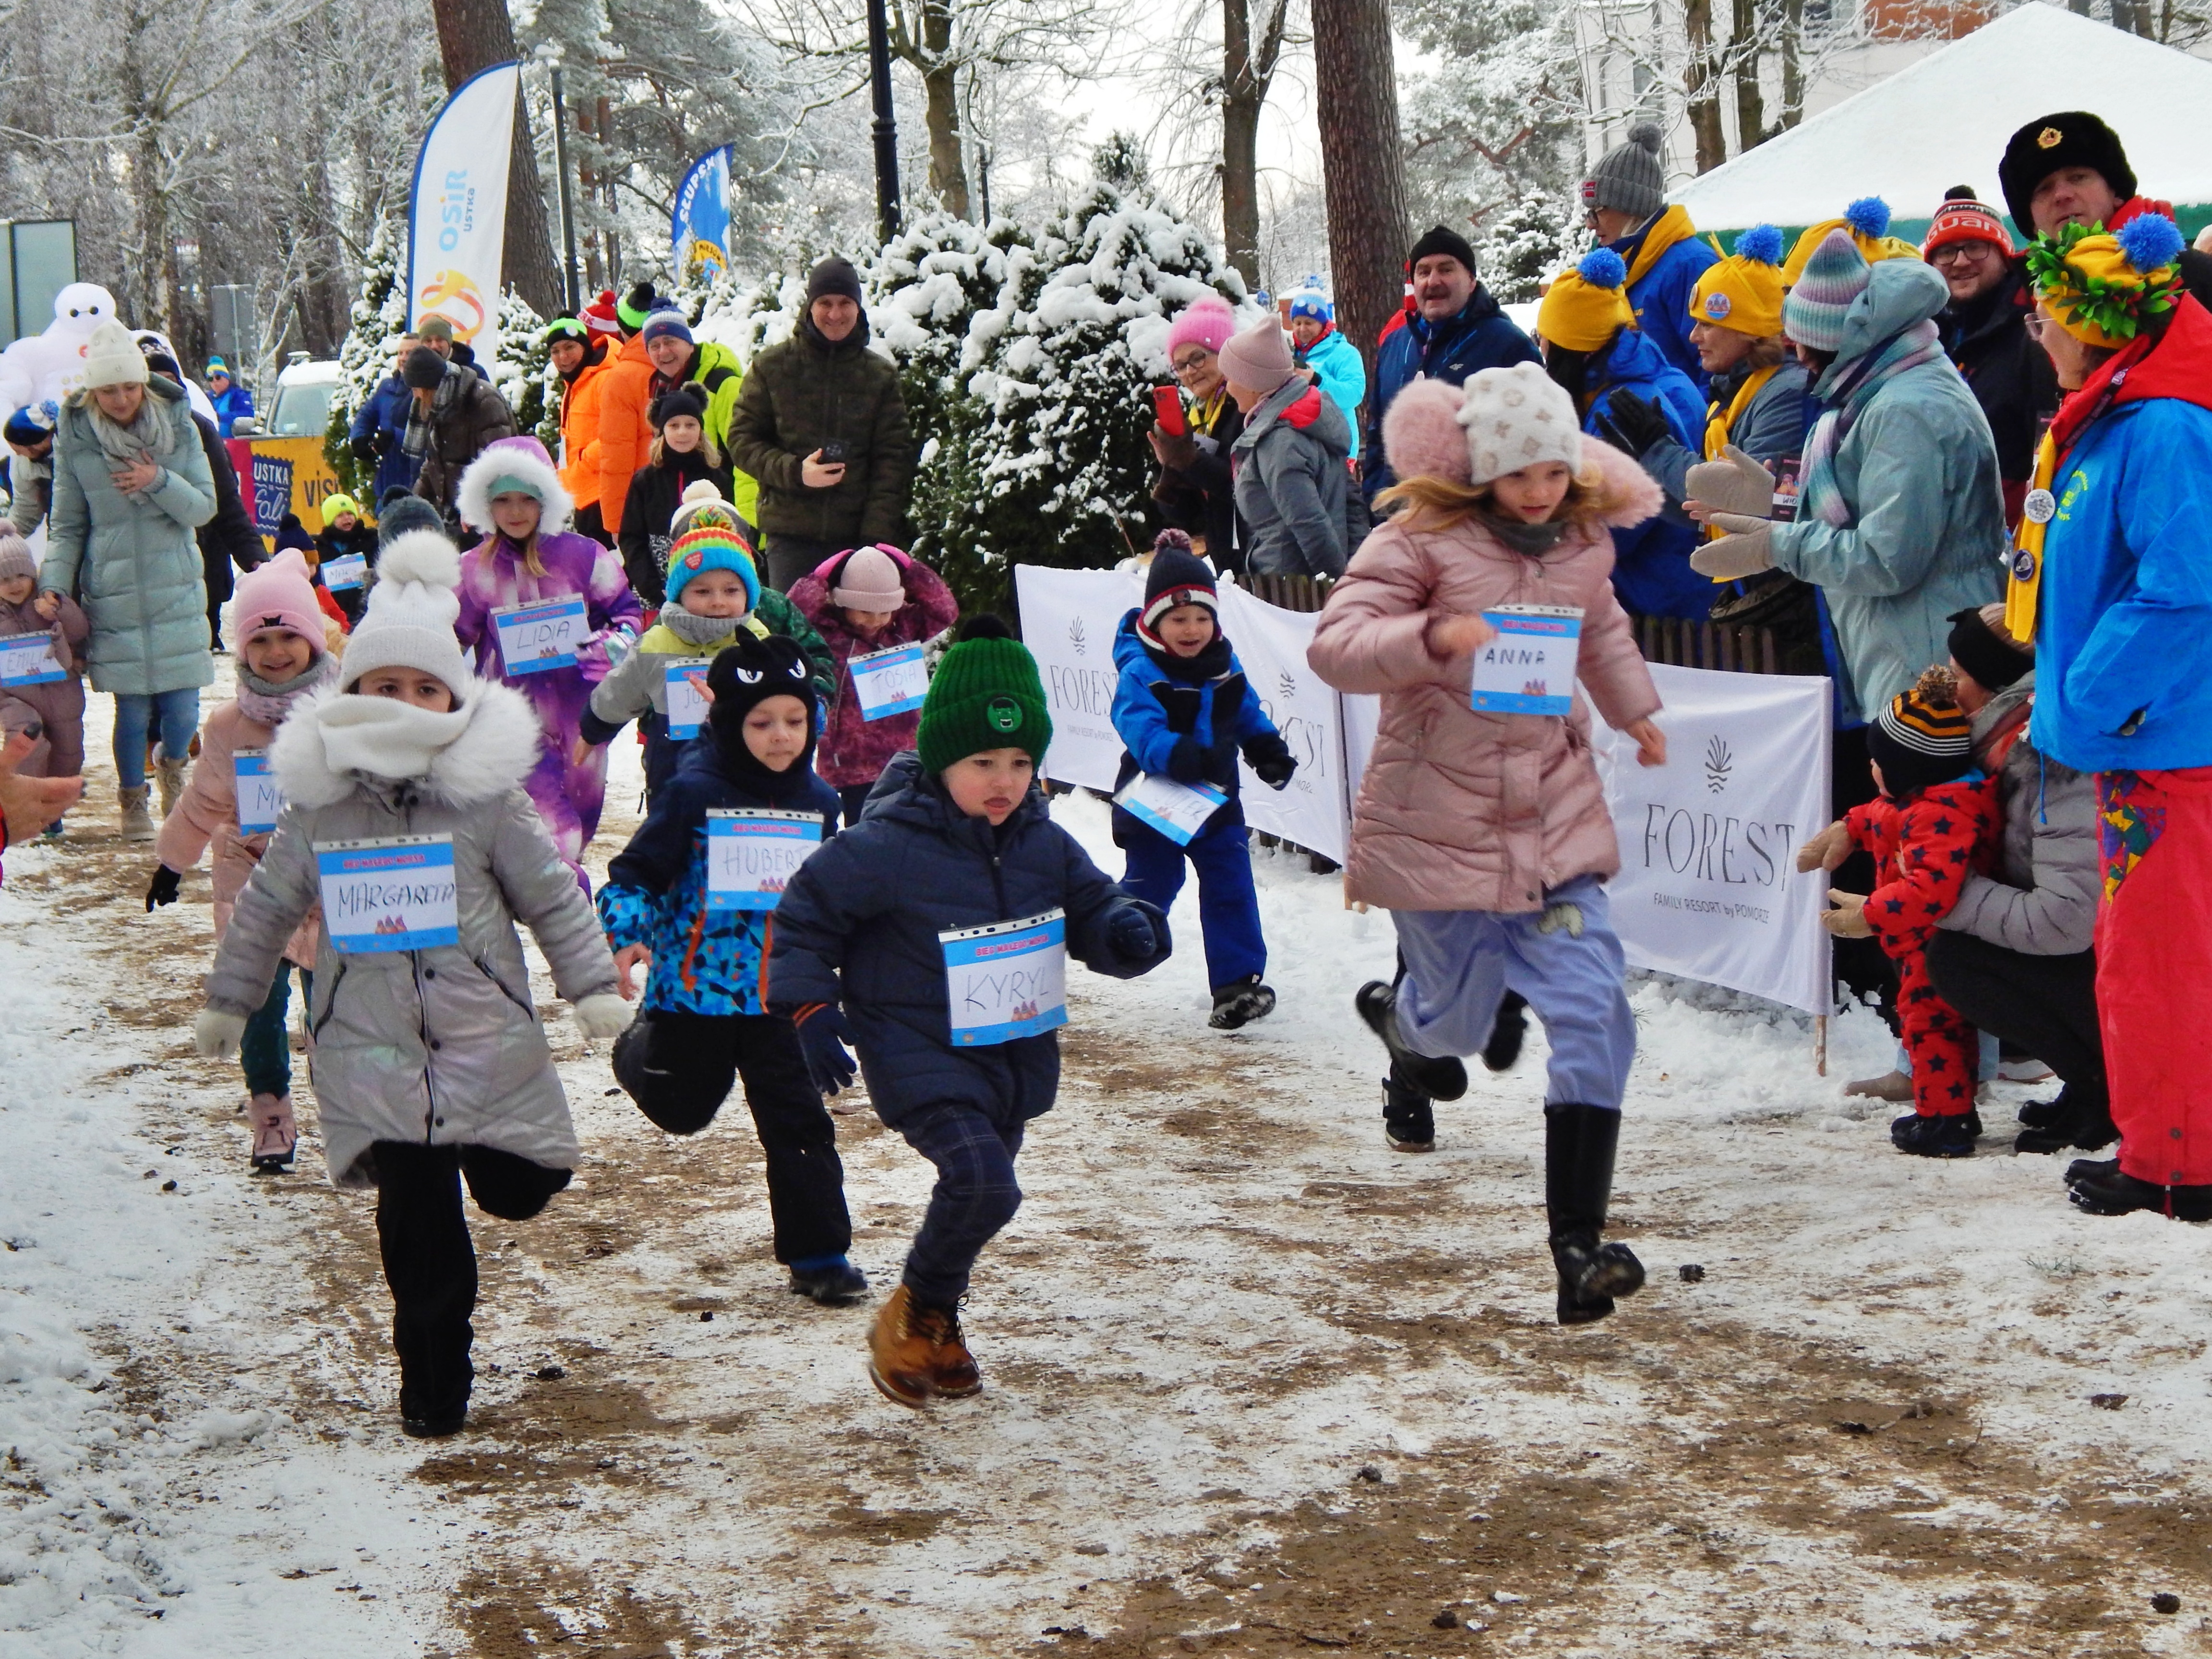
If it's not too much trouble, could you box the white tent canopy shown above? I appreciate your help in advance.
[1674,6,2212,234]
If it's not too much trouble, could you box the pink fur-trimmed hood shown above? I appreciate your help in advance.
[1378,376,1664,531]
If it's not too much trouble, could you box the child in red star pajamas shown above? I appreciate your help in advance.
[1800,667,2002,1158]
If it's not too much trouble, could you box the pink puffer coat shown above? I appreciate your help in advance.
[788,545,959,789]
[1308,423,1663,915]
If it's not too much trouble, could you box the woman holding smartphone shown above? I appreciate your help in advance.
[1148,296,1247,576]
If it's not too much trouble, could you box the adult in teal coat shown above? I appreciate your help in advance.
[1691,237,2005,721]
[37,321,216,838]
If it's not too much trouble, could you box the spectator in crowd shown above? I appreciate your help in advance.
[348,333,424,504]
[142,341,264,650]
[414,313,489,382]
[1218,315,1351,579]
[406,344,516,526]
[592,284,666,551]
[2011,211,2212,1220]
[544,315,612,545]
[1536,249,1708,619]
[635,310,757,527]
[6,401,57,535]
[204,356,254,437]
[729,256,914,592]
[1999,110,2212,311]
[1925,188,2059,527]
[1580,122,1720,388]
[1284,276,1366,462]
[36,321,217,840]
[1363,226,1540,501]
[1148,296,1246,574]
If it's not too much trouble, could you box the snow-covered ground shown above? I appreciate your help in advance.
[7,682,2212,1658]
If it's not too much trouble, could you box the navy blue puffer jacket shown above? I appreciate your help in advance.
[766,753,1170,1127]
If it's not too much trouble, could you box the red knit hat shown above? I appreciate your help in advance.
[581,289,623,341]
[1923,187,2015,260]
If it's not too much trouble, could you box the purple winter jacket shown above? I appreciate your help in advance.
[788,546,959,789]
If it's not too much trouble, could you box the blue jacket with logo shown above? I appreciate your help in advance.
[1364,291,1541,499]
[2029,396,2212,774]
[765,752,1169,1128]
[596,740,839,1016]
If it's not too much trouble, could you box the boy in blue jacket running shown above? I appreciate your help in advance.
[1110,549,1296,1028]
[596,631,865,1305]
[768,615,1171,1407]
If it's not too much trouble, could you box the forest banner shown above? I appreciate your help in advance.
[407,61,520,371]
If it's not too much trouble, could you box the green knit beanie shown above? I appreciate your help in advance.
[916,615,1052,774]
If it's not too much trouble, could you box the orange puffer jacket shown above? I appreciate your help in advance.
[1308,439,1664,914]
[558,351,612,512]
[593,336,657,533]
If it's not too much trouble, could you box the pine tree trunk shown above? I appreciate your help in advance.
[1310,0,1408,401]
[429,0,563,317]
[1683,0,1729,173]
[1221,0,1262,287]
[1731,0,1766,151]
[919,0,970,218]
[1779,0,1807,130]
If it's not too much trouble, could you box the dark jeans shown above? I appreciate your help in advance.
[1830,723,1899,1022]
[763,533,836,594]
[372,1141,572,1422]
[837,783,874,829]
[620,1010,852,1263]
[240,964,313,1097]
[1925,932,2107,1108]
[897,1101,1026,1308]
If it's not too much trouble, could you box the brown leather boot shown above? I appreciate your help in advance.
[866,1285,934,1408]
[920,1301,982,1398]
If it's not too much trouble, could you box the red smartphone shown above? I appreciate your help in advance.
[1151,385,1187,435]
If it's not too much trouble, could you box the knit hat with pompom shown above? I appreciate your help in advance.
[1537,247,1637,354]
[1583,121,1666,223]
[1868,664,1975,798]
[916,614,1051,774]
[338,531,472,701]
[1692,224,1787,338]
[1782,230,1873,354]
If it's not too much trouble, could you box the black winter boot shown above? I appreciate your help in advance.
[1482,991,1529,1073]
[2014,1086,2119,1156]
[1355,981,1468,1101]
[1544,1103,1644,1325]
[2069,1169,2212,1221]
[1209,975,1277,1030]
[1382,1077,1435,1152]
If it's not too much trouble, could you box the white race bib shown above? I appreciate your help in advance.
[706,809,822,911]
[321,553,368,591]
[1114,771,1226,845]
[0,633,64,687]
[316,835,459,954]
[492,596,589,675]
[940,909,1069,1046]
[849,641,928,720]
[233,749,282,836]
[1470,605,1583,718]
[664,661,710,740]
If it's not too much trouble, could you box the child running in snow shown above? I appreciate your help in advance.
[596,632,865,1304]
[147,551,342,1171]
[313,493,380,628]
[1797,665,2002,1159]
[1109,546,1296,1028]
[787,541,958,827]
[449,435,643,877]
[189,531,627,1438]
[1308,363,1668,1326]
[0,532,87,808]
[768,617,1172,1406]
[576,520,771,801]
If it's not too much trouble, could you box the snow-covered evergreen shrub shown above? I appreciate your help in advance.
[326,219,409,499]
[1479,186,1586,305]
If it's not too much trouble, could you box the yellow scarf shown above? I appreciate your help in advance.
[1703,365,1779,461]
[1624,204,1697,292]
[1191,388,1230,437]
[2005,430,2057,641]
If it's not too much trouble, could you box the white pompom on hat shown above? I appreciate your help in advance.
[1456,362,1583,488]
[338,530,472,700]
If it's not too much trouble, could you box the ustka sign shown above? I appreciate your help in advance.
[1594,662,1832,1015]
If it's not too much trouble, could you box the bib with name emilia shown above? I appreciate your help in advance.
[1470,605,1583,718]
[0,633,64,687]
[316,834,460,954]
[941,909,1069,1046]
[706,809,823,911]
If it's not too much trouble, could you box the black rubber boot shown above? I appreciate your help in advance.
[1382,1077,1435,1152]
[1544,1103,1645,1326]
[1482,990,1529,1073]
[1355,981,1468,1101]
[2069,1169,2212,1221]
[2014,1086,2118,1156]
[2017,1087,2071,1132]
[1209,975,1277,1031]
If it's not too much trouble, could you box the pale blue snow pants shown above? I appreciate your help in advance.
[1390,874,1636,1109]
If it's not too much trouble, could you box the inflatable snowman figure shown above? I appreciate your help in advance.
[0,283,122,424]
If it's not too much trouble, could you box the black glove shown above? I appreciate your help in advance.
[1250,749,1296,790]
[145,865,182,911]
[791,1002,857,1096]
[349,435,376,464]
[1107,904,1164,963]
[1600,388,1672,457]
[1165,736,1206,785]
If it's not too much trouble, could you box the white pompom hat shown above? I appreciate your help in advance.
[338,530,473,699]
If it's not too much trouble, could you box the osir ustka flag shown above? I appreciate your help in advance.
[673,146,735,286]
[407,61,520,373]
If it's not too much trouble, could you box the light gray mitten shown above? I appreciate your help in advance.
[193,1007,247,1059]
[1683,444,1775,519]
[572,993,630,1042]
[1688,517,1776,580]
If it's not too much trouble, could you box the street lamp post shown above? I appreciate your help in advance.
[865,0,902,243]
